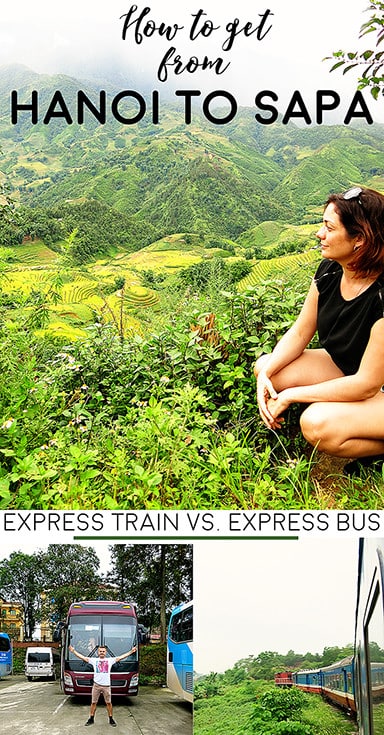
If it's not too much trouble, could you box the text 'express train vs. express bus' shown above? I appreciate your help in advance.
[275,538,384,735]
[0,633,12,678]
[167,600,193,703]
[54,600,139,697]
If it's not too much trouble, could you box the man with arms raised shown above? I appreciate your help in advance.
[69,643,137,727]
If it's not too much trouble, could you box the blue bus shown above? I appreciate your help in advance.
[167,601,193,703]
[0,633,12,678]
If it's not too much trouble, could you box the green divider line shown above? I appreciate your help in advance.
[73,536,299,541]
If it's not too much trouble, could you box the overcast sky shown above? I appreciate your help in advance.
[194,538,359,674]
[0,0,381,120]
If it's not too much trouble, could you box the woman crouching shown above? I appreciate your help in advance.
[254,186,384,476]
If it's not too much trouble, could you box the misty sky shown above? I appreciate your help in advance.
[0,0,381,120]
[194,538,358,673]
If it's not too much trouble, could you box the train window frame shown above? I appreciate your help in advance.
[356,651,363,711]
[364,582,379,735]
[362,548,384,735]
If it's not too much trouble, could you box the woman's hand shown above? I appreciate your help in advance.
[256,369,278,427]
[266,391,292,430]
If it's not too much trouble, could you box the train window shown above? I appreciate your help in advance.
[347,671,353,694]
[366,587,384,734]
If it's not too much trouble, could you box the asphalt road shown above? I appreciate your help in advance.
[0,675,192,734]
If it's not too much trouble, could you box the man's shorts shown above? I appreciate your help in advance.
[91,683,112,704]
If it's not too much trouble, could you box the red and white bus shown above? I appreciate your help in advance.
[56,600,139,697]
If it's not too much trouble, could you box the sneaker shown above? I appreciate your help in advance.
[343,455,384,477]
[85,717,94,726]
[109,717,117,727]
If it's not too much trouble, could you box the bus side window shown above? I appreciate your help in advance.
[169,607,193,643]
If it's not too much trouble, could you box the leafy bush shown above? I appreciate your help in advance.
[253,688,309,721]
[250,689,314,735]
[139,643,167,685]
[195,673,225,699]
[177,258,253,292]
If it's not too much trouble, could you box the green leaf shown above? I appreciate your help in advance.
[80,469,100,480]
[147,473,162,487]
[69,444,83,460]
[330,61,346,72]
[0,478,10,497]
[343,63,359,74]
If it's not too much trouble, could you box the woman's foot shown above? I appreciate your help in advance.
[343,455,384,477]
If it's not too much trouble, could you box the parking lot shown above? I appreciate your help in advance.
[0,676,192,734]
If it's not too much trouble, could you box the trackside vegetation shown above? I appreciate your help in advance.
[194,649,358,735]
[194,680,357,735]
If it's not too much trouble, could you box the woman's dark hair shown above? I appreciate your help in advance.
[326,187,384,276]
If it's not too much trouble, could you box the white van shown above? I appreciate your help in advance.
[25,647,55,681]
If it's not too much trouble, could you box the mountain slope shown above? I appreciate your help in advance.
[1,65,384,243]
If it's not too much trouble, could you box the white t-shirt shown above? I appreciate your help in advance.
[89,657,117,686]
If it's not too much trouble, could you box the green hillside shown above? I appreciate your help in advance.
[1,65,383,342]
[237,221,317,253]
[238,250,320,292]
[274,136,384,214]
[2,64,384,247]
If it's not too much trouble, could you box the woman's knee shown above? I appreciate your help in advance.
[254,353,271,378]
[300,403,339,453]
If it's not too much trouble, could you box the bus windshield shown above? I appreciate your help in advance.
[0,637,10,652]
[68,615,138,661]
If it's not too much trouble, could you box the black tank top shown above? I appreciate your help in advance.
[314,259,384,375]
